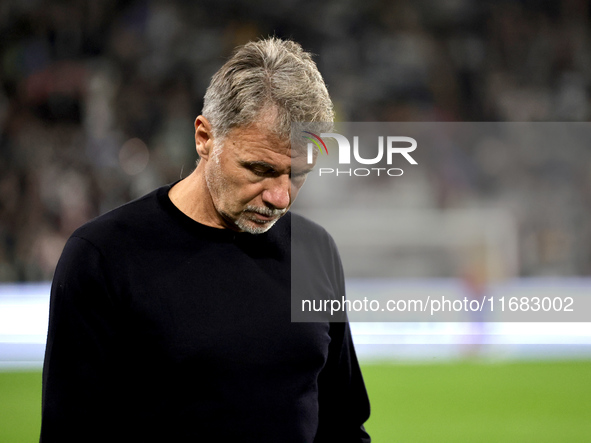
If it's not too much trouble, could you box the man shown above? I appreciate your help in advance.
[41,38,371,442]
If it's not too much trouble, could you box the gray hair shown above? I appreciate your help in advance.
[202,37,334,141]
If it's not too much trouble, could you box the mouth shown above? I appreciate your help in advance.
[253,212,275,222]
[243,208,286,224]
[245,211,277,224]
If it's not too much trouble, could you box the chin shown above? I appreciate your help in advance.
[235,218,279,235]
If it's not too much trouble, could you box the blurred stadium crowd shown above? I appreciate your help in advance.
[1,0,591,281]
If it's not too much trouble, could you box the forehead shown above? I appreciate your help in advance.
[222,123,307,164]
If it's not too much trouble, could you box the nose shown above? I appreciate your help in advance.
[262,175,291,210]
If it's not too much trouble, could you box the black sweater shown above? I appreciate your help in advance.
[41,184,370,442]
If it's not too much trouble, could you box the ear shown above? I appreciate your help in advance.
[194,116,214,161]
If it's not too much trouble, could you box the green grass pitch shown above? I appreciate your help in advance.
[0,370,42,442]
[1,361,590,442]
[361,360,591,442]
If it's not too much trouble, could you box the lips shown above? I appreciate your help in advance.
[242,207,287,224]
[247,211,276,223]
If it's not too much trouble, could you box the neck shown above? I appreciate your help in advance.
[168,165,228,229]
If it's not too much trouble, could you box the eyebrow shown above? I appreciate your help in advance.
[239,160,314,176]
[240,160,276,170]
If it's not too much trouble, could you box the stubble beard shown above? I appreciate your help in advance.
[235,206,286,234]
[205,148,285,235]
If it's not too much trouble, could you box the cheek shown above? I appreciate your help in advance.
[225,178,266,207]
[207,164,267,207]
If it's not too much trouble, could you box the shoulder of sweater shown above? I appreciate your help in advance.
[70,187,163,247]
[288,211,338,251]
[290,211,331,237]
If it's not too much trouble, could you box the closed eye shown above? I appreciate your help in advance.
[240,160,279,177]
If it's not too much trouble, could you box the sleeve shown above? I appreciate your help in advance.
[40,236,127,442]
[314,322,371,443]
[314,235,371,443]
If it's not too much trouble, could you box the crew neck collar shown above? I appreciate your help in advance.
[156,182,267,242]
